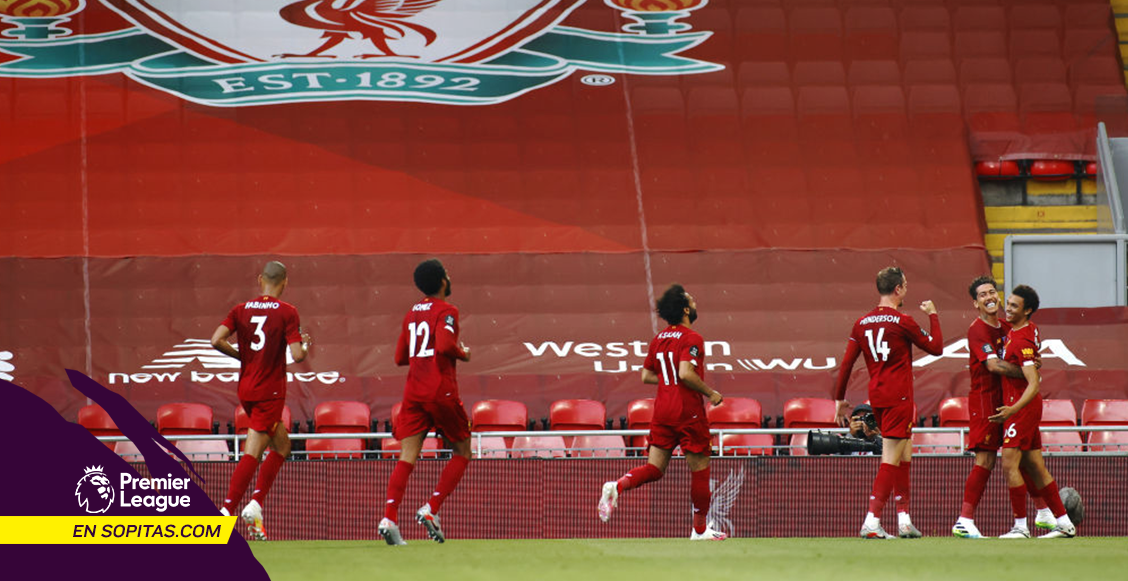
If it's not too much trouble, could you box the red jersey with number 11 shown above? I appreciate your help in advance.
[833,306,943,407]
[394,297,466,403]
[220,295,302,402]
[643,325,707,425]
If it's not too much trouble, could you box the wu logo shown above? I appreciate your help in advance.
[0,0,722,106]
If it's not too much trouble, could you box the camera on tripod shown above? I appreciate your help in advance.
[806,430,883,455]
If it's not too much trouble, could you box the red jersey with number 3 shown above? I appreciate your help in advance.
[395,297,465,403]
[834,306,943,407]
[220,295,302,402]
[643,325,707,425]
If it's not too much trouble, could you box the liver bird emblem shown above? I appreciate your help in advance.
[279,0,442,59]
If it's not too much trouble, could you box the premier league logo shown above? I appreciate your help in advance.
[0,0,722,106]
[75,465,115,514]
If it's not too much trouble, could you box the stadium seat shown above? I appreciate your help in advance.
[717,433,774,456]
[1041,399,1078,427]
[569,435,627,458]
[900,6,950,32]
[1041,430,1083,453]
[843,7,898,61]
[975,161,1023,180]
[794,61,846,87]
[707,397,763,428]
[904,60,957,86]
[912,432,962,454]
[954,30,1007,60]
[306,437,366,460]
[900,31,952,62]
[736,61,790,89]
[234,403,292,435]
[1015,58,1067,85]
[626,398,655,452]
[471,400,528,433]
[787,7,843,62]
[959,58,1013,84]
[1063,28,1116,61]
[510,435,567,459]
[1081,399,1128,425]
[115,440,171,462]
[788,433,810,456]
[734,7,787,62]
[1067,58,1123,87]
[315,401,370,433]
[1009,30,1061,59]
[78,404,121,448]
[549,399,606,431]
[939,397,971,427]
[1009,4,1062,31]
[1029,160,1075,181]
[847,60,901,87]
[1086,430,1128,452]
[175,439,230,462]
[156,403,213,436]
[953,6,1006,32]
[471,436,508,459]
[1065,4,1114,30]
[783,398,838,429]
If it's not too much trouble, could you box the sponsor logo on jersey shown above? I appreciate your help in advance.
[0,0,722,107]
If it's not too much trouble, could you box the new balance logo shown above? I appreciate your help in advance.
[0,351,13,382]
[142,339,239,370]
[107,340,345,386]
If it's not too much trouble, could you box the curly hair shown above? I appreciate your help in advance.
[968,275,998,300]
[1012,284,1040,317]
[656,284,689,326]
[413,258,447,296]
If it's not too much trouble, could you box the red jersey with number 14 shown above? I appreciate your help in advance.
[220,295,302,402]
[833,306,943,407]
[395,297,466,403]
[643,325,707,425]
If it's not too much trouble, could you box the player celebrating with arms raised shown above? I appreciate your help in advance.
[833,267,943,539]
[990,285,1076,539]
[211,261,310,540]
[598,284,727,540]
[379,259,472,546]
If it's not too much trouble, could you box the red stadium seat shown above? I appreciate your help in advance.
[1074,84,1127,114]
[549,399,606,431]
[904,60,957,86]
[1064,28,1117,61]
[717,433,774,456]
[959,58,1013,84]
[511,435,567,459]
[1065,4,1114,30]
[901,6,950,32]
[1081,399,1128,425]
[783,398,838,429]
[939,397,971,427]
[797,86,852,141]
[1029,160,1075,181]
[912,432,962,454]
[379,436,441,459]
[975,161,1023,180]
[787,7,843,62]
[626,398,655,452]
[1041,430,1083,453]
[471,436,508,459]
[115,440,174,462]
[1068,58,1123,87]
[736,61,790,89]
[900,31,952,61]
[1040,399,1078,427]
[843,7,898,60]
[1009,30,1062,59]
[570,435,627,458]
[471,400,528,433]
[175,440,230,461]
[78,404,121,448]
[1009,4,1062,31]
[315,401,370,433]
[847,60,901,86]
[789,433,810,456]
[707,397,763,427]
[954,31,1006,60]
[1015,58,1067,85]
[1086,430,1128,452]
[1083,162,1098,178]
[234,403,292,435]
[156,403,213,436]
[306,437,366,460]
[908,84,963,137]
[734,7,787,62]
[794,61,846,87]
[953,6,1006,32]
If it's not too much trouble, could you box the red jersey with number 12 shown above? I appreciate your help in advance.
[395,297,465,403]
[220,295,302,402]
[834,306,943,407]
[643,325,707,425]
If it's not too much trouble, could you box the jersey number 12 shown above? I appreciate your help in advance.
[408,321,435,359]
[865,328,891,362]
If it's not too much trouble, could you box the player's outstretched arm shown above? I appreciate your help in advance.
[989,365,1041,423]
[678,361,723,406]
[210,325,240,360]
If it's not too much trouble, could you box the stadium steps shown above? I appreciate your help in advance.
[983,205,1100,285]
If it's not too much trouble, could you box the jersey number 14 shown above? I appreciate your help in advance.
[865,328,891,362]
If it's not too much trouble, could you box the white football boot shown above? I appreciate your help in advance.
[999,525,1031,539]
[598,481,618,523]
[416,504,445,543]
[1039,523,1077,539]
[240,499,267,541]
[378,517,407,546]
[952,519,983,539]
[1034,508,1056,530]
[690,525,728,540]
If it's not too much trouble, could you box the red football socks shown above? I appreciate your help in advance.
[429,455,470,513]
[617,463,663,494]
[867,462,897,516]
[894,461,911,514]
[250,451,286,508]
[690,467,711,534]
[960,464,992,519]
[223,454,259,514]
[1008,485,1028,519]
[384,461,415,523]
[1023,470,1049,510]
[1038,480,1067,519]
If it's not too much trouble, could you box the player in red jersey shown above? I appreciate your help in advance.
[598,284,727,540]
[210,261,310,540]
[990,285,1077,539]
[379,259,472,546]
[952,276,1051,538]
[832,267,943,539]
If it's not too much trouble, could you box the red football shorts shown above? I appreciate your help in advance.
[647,416,712,456]
[967,389,1004,451]
[394,397,471,443]
[242,398,285,437]
[873,399,915,439]
[1003,402,1043,450]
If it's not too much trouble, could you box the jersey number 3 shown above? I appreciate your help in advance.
[865,328,891,362]
[249,316,268,352]
[408,321,435,358]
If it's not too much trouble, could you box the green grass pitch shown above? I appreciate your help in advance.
[251,537,1126,581]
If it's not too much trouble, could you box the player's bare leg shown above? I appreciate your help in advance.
[241,424,290,540]
[417,437,471,543]
[1019,451,1076,538]
[379,431,425,546]
[600,445,670,522]
[686,452,725,540]
[954,450,995,538]
[893,437,920,538]
[860,436,907,539]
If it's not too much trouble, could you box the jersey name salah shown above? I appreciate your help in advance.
[221,296,301,401]
[644,325,706,425]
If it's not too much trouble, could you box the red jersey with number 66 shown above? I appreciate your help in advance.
[833,306,943,407]
[394,297,466,403]
[644,325,707,425]
[220,295,302,402]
